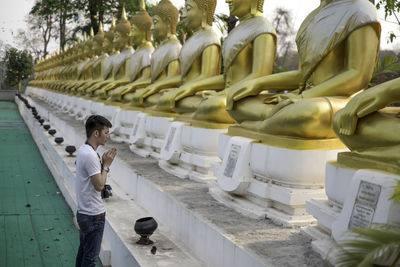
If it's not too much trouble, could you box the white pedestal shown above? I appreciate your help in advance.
[75,98,93,121]
[213,134,346,227]
[305,163,400,261]
[129,113,151,157]
[110,109,140,143]
[159,124,226,182]
[101,105,120,134]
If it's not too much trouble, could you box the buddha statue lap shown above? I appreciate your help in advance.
[120,0,181,108]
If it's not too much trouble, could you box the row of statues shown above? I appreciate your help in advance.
[30,0,399,166]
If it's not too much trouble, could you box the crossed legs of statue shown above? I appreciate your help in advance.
[333,108,400,163]
[228,96,349,139]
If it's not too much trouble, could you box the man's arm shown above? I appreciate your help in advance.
[90,148,117,192]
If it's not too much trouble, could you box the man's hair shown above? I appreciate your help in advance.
[85,115,112,138]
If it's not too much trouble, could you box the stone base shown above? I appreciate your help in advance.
[159,123,227,183]
[305,159,400,261]
[213,133,346,227]
[110,109,140,143]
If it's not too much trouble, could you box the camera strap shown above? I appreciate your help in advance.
[85,140,103,169]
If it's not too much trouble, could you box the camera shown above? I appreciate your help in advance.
[101,184,113,199]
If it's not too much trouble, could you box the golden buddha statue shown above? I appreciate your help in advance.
[106,0,155,103]
[69,29,97,93]
[59,40,83,93]
[75,23,106,95]
[178,0,277,125]
[333,77,400,169]
[91,7,135,99]
[149,0,221,115]
[121,0,181,107]
[225,0,381,140]
[84,17,118,96]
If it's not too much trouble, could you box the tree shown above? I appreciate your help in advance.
[2,48,33,89]
[376,0,400,43]
[15,14,57,60]
[30,0,78,50]
[271,7,296,70]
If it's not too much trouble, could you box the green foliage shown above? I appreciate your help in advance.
[370,53,400,86]
[390,181,400,203]
[336,226,400,267]
[2,48,33,88]
[376,0,400,43]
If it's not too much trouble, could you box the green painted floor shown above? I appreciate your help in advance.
[0,101,85,267]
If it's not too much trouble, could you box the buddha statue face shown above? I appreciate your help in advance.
[103,35,114,54]
[151,0,179,41]
[184,0,216,30]
[151,15,169,41]
[92,40,102,55]
[226,0,263,18]
[184,0,203,30]
[129,24,146,47]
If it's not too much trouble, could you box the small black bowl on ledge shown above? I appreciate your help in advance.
[36,115,41,120]
[65,145,76,156]
[39,119,45,125]
[43,124,51,131]
[134,217,158,245]
[54,137,64,145]
[48,129,56,136]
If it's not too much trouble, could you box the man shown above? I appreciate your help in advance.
[75,115,117,267]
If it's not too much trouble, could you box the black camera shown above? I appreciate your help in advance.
[101,184,113,199]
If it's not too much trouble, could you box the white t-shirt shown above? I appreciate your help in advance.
[75,144,105,215]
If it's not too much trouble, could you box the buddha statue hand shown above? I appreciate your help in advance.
[131,86,156,105]
[264,92,302,104]
[226,80,261,110]
[335,85,389,136]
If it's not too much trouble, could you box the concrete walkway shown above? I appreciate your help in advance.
[0,101,95,267]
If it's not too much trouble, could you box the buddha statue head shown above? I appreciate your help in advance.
[130,0,152,47]
[182,0,217,30]
[114,7,131,51]
[93,22,105,56]
[151,0,179,42]
[103,17,116,54]
[226,0,263,19]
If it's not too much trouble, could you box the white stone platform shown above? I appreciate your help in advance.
[304,160,400,262]
[21,87,325,266]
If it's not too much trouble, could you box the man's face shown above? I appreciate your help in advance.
[95,126,110,145]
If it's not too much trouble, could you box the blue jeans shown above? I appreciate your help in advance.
[75,212,105,267]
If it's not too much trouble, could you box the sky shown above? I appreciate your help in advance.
[0,0,399,52]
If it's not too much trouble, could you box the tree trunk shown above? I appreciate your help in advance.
[59,10,66,51]
[89,0,99,34]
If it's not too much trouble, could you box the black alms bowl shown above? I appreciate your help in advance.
[43,124,51,130]
[39,119,45,125]
[48,129,56,136]
[65,145,76,155]
[54,137,64,144]
[134,217,158,245]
